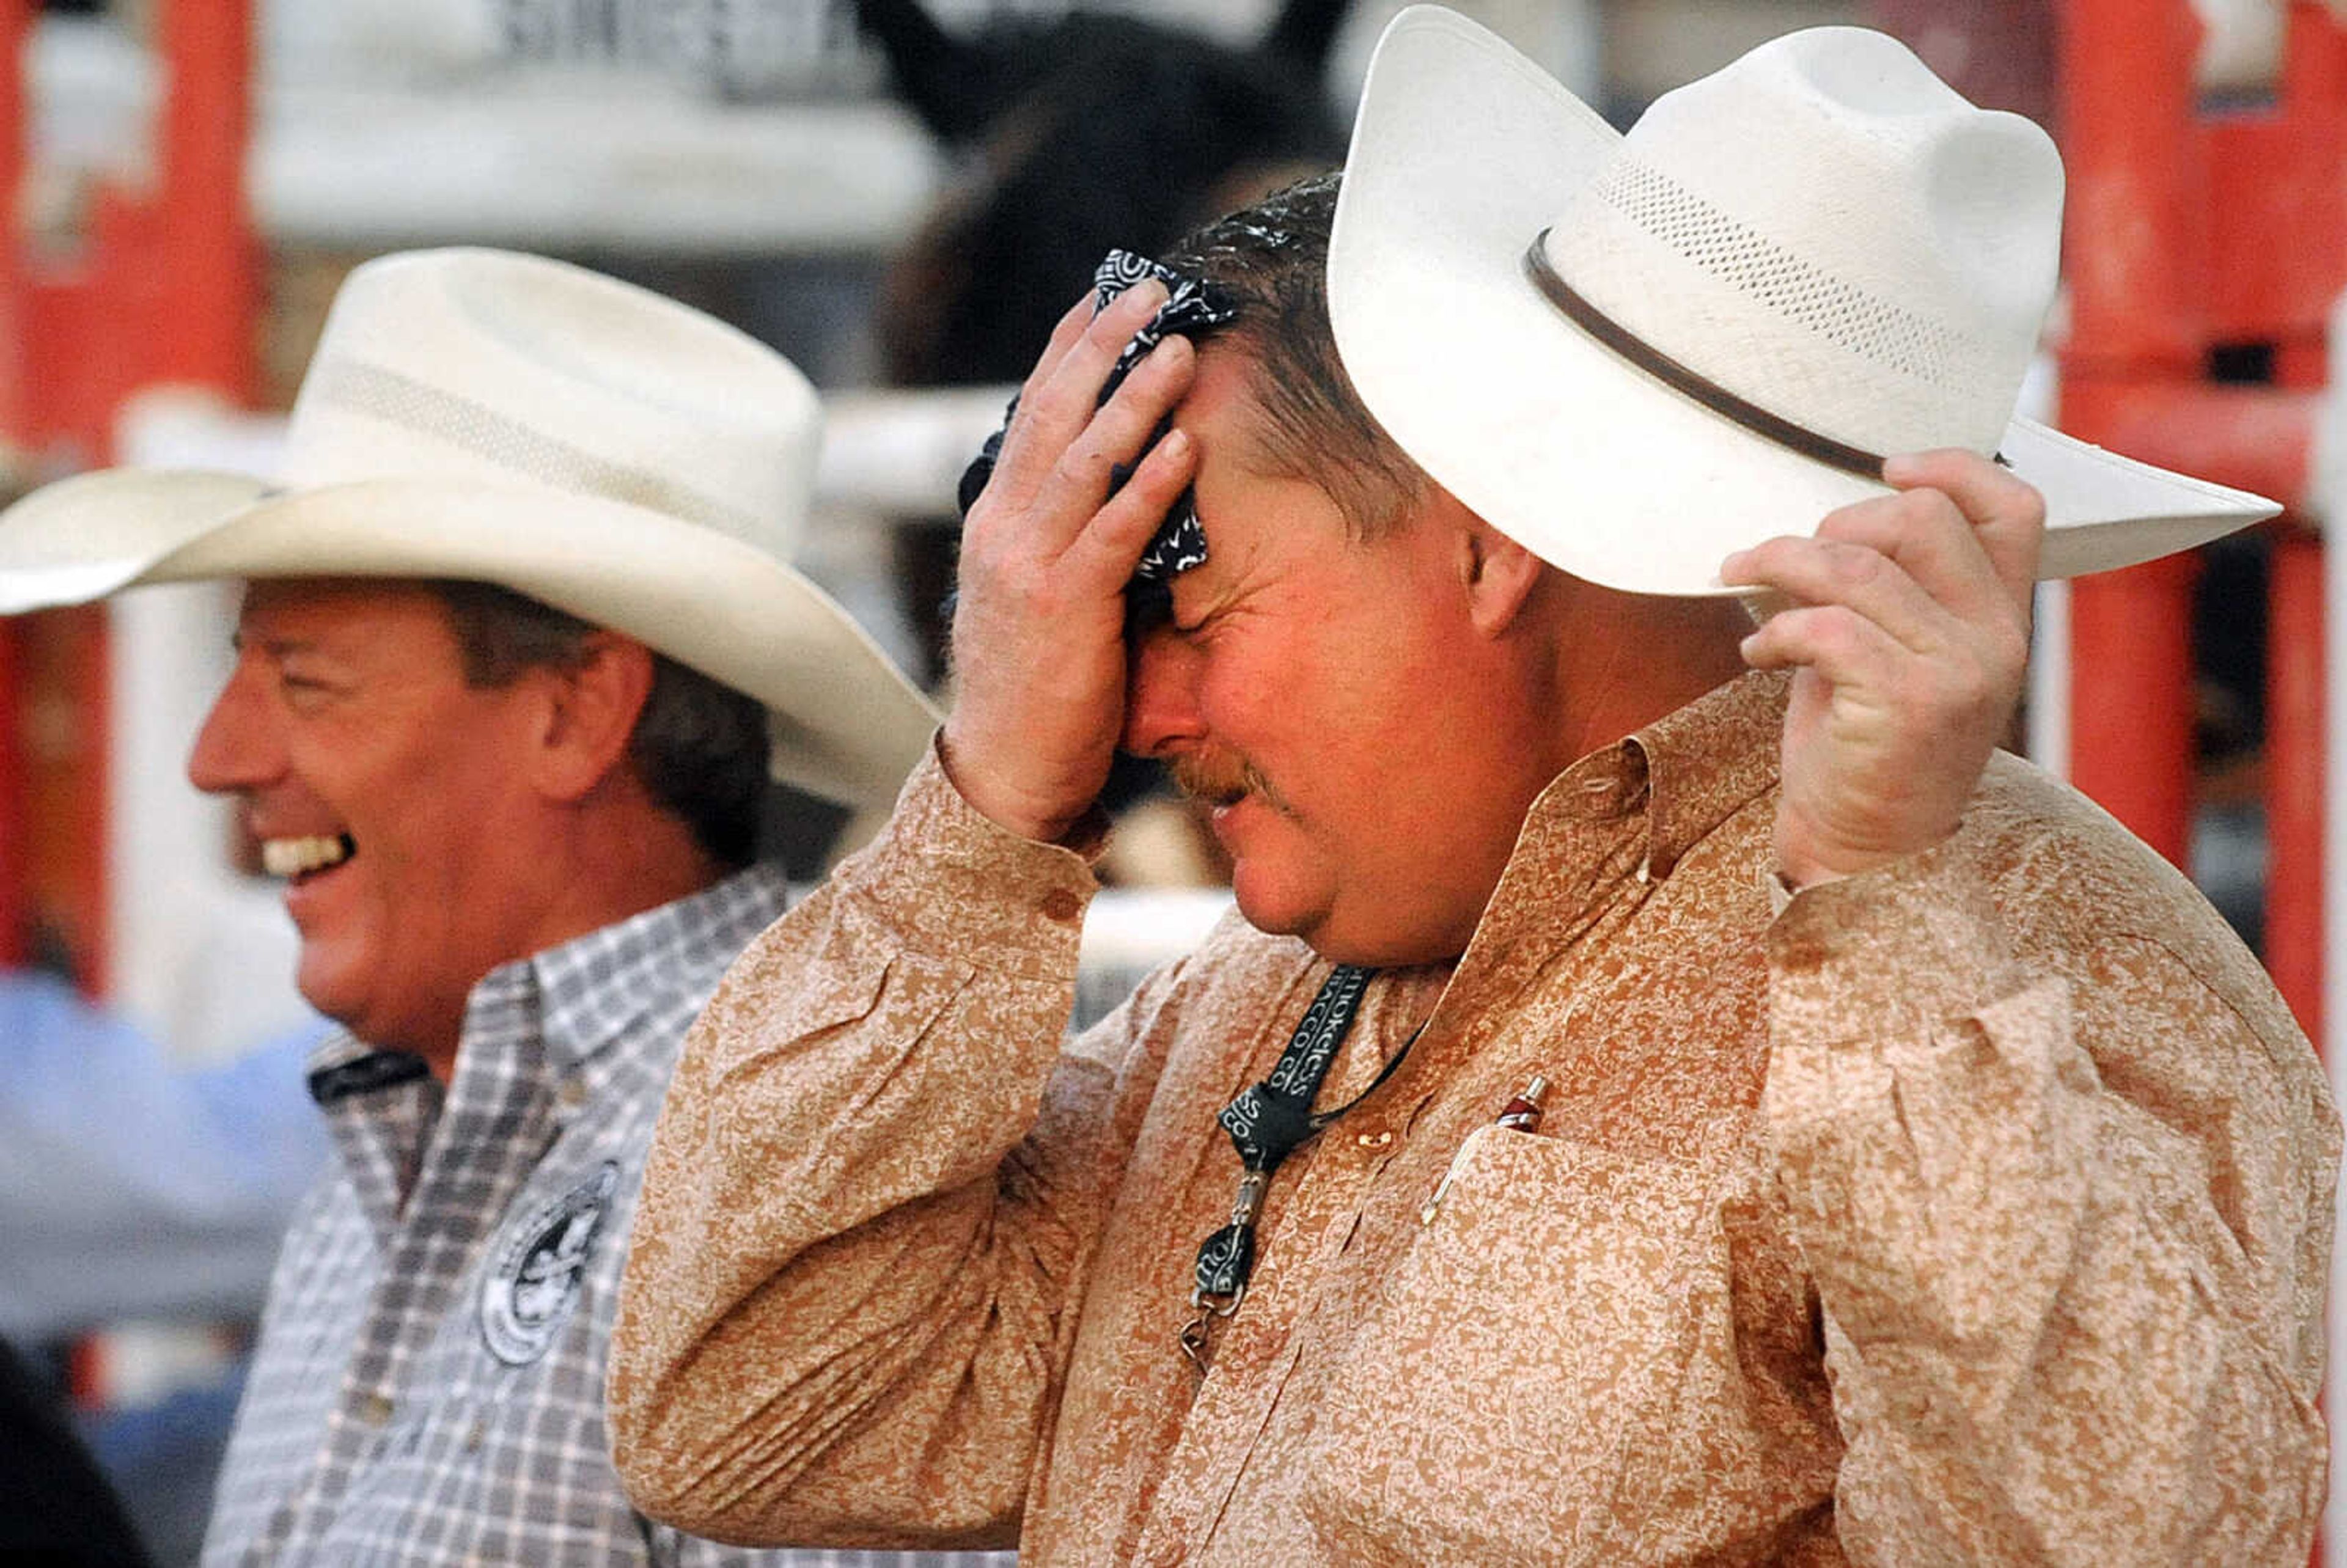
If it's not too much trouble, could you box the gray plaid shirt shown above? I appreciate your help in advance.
[203,863,1015,1568]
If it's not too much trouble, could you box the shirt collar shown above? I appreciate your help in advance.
[1451,672,1778,984]
[1493,666,1787,922]
[1624,669,1789,881]
[303,860,793,1099]
[522,860,793,1077]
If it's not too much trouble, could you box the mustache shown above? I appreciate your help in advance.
[1167,750,1290,815]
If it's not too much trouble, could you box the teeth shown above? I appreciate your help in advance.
[261,834,353,878]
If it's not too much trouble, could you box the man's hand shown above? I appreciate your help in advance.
[1722,450,2045,890]
[939,282,1200,843]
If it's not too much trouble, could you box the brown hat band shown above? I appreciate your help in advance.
[1522,230,1889,483]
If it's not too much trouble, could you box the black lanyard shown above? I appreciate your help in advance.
[1180,964,1417,1368]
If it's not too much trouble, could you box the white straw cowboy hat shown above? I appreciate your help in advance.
[0,247,938,808]
[1328,7,2279,596]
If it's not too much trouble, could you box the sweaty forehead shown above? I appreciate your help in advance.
[1175,345,1292,478]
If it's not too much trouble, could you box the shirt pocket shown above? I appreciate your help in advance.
[1297,1125,1713,1567]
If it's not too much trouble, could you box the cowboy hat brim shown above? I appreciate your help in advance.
[1327,6,2278,597]
[0,466,940,809]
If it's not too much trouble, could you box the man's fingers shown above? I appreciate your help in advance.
[1001,293,1120,483]
[1027,282,1169,435]
[1739,601,1906,692]
[1743,598,2012,763]
[1745,452,2045,886]
[1882,447,2046,604]
[989,282,1170,505]
[933,282,1197,845]
[1070,427,1197,579]
[1722,527,1956,658]
[1023,335,1196,533]
[1721,450,2040,659]
[1021,292,1099,402]
[1808,487,2007,624]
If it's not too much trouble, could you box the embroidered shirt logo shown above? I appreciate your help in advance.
[480,1162,618,1366]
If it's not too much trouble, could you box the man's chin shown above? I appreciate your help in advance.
[1229,866,1343,956]
[294,956,367,1036]
[1233,879,1469,970]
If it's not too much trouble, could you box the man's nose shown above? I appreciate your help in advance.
[1122,628,1207,759]
[186,664,282,795]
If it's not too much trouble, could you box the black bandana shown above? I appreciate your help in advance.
[957,251,1236,592]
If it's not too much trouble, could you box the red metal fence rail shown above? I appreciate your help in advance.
[2058,0,2332,1039]
[0,0,256,990]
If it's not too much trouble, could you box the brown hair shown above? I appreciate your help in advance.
[429,581,768,869]
[1161,173,1429,535]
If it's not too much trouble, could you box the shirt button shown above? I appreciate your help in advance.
[556,1079,587,1111]
[1040,889,1082,923]
[356,1393,394,1427]
[1355,1130,1393,1148]
[465,1420,487,1453]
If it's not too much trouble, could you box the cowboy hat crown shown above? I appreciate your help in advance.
[1540,26,2062,463]
[1329,7,2276,596]
[278,248,823,549]
[0,248,939,808]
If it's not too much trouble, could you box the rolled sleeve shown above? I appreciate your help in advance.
[1762,831,2333,1564]
[612,749,1132,1550]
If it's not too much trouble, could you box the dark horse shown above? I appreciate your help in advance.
[854,0,1354,698]
[857,0,1353,390]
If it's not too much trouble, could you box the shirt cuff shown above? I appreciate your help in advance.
[1766,829,2026,1042]
[830,741,1103,976]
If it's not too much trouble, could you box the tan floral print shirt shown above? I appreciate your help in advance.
[611,672,2337,1566]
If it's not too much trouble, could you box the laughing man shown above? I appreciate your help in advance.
[0,249,994,1567]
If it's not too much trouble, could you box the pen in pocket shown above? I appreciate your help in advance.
[1420,1075,1548,1224]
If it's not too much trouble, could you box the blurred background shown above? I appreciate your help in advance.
[0,0,2337,1558]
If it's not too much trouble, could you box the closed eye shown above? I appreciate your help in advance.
[1167,593,1218,639]
[275,664,347,703]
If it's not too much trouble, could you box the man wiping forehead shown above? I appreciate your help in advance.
[611,12,2335,1564]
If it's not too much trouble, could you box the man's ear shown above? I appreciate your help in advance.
[1452,501,1545,637]
[531,632,656,802]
